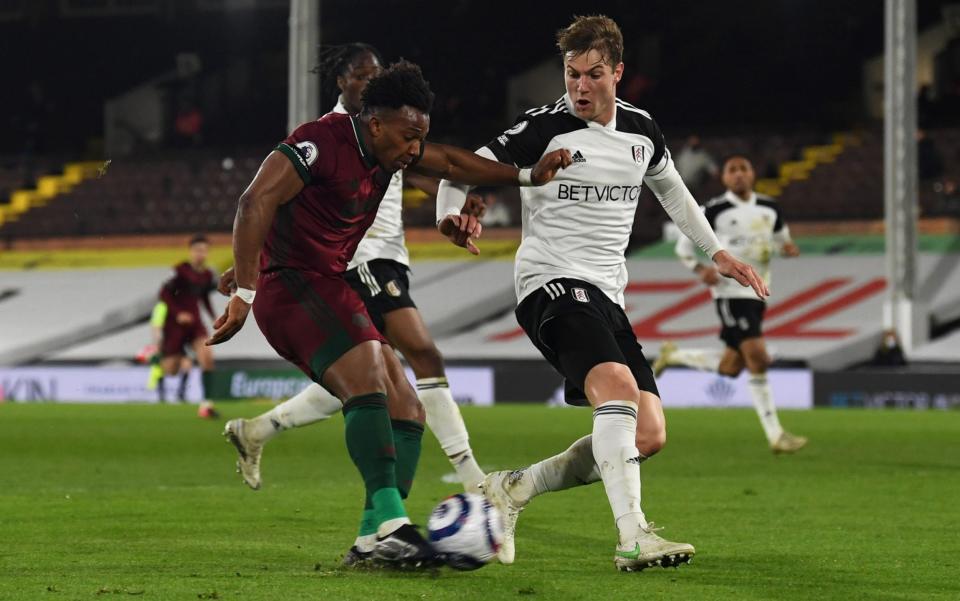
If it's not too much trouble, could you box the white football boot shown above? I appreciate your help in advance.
[614,523,695,572]
[223,419,263,490]
[480,470,530,565]
[652,341,677,378]
[771,431,808,454]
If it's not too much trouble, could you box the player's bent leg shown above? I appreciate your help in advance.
[384,307,485,494]
[324,342,438,568]
[384,308,445,378]
[482,434,599,564]
[224,383,343,490]
[717,347,746,378]
[583,362,694,571]
[633,391,666,459]
[741,338,807,453]
[380,345,426,503]
[653,342,723,377]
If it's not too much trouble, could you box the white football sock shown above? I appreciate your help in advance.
[354,534,377,553]
[592,401,648,539]
[417,377,485,493]
[748,374,784,443]
[377,517,412,538]
[669,348,722,372]
[517,435,600,502]
[246,383,342,443]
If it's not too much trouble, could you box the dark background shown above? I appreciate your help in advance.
[1,0,955,155]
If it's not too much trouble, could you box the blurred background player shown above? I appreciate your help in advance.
[656,155,807,453]
[222,43,486,499]
[436,15,767,571]
[155,234,219,418]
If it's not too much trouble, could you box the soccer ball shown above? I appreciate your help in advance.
[427,493,503,570]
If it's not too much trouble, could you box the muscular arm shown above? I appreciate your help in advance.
[435,146,499,223]
[231,151,304,289]
[206,151,303,345]
[403,171,440,197]
[410,143,523,186]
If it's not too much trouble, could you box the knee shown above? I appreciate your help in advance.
[635,418,666,457]
[745,351,771,373]
[403,343,445,377]
[585,363,641,403]
[718,364,742,378]
[391,383,426,423]
[393,396,426,423]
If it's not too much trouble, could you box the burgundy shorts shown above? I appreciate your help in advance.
[253,269,388,384]
[161,319,207,356]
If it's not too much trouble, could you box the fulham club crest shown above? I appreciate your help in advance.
[631,145,645,165]
[572,287,589,303]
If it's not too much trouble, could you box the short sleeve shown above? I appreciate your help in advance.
[485,114,550,168]
[275,121,337,185]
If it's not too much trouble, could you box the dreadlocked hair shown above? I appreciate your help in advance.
[360,59,434,115]
[313,43,383,106]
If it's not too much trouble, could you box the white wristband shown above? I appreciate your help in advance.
[518,168,533,186]
[235,287,256,304]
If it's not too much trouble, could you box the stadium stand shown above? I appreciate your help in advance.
[14,129,957,243]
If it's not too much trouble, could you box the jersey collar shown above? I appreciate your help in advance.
[724,189,757,204]
[563,93,617,129]
[349,115,378,169]
[332,97,348,114]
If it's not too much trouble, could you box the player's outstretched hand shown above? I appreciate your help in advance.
[206,295,251,345]
[781,242,801,258]
[712,250,769,299]
[530,149,573,185]
[217,266,237,296]
[438,214,482,255]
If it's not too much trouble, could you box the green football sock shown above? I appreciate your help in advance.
[358,500,377,538]
[342,393,407,527]
[391,419,424,499]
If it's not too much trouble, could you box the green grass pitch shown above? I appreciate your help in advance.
[1,402,958,600]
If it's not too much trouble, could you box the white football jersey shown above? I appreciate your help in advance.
[331,99,409,268]
[484,94,672,307]
[677,190,791,300]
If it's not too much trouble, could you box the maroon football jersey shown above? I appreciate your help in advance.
[159,261,215,319]
[263,112,400,276]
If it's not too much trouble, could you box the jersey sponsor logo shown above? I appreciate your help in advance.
[571,150,586,163]
[496,134,509,146]
[631,145,645,164]
[572,287,589,303]
[295,141,319,166]
[385,280,402,297]
[557,183,643,202]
